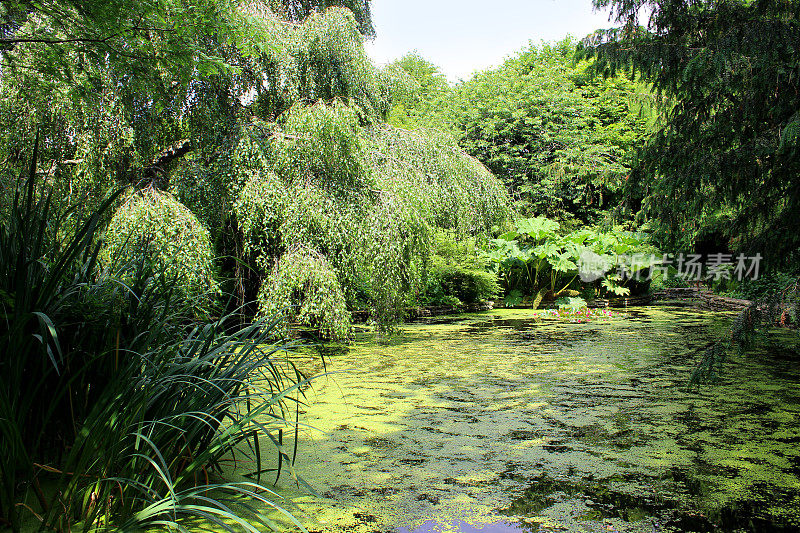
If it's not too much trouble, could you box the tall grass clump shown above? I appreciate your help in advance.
[0,138,312,531]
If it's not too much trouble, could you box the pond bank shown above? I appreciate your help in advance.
[351,288,753,325]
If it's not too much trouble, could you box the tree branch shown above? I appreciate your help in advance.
[142,139,193,183]
[0,34,120,45]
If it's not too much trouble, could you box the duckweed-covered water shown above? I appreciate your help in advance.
[266,307,800,532]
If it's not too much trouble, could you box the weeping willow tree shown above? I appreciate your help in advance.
[0,3,510,531]
[204,100,510,336]
[259,0,374,35]
[0,0,511,339]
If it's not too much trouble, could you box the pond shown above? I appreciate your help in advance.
[265,307,800,533]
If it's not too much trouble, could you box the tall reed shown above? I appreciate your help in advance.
[0,135,311,531]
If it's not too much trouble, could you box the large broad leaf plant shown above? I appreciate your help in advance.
[483,216,656,307]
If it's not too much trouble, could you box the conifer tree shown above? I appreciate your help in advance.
[581,0,800,265]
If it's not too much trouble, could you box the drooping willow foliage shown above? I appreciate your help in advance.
[238,6,389,120]
[258,245,352,340]
[258,0,374,35]
[102,188,220,306]
[186,100,511,335]
[0,1,511,339]
[366,126,512,234]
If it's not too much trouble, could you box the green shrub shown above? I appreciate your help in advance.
[102,188,219,307]
[258,245,352,340]
[424,230,500,305]
[726,270,798,301]
[429,266,500,305]
[649,266,688,291]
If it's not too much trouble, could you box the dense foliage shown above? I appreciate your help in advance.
[402,40,651,225]
[102,188,219,307]
[0,0,512,339]
[0,153,310,531]
[484,216,654,307]
[0,2,516,530]
[424,230,502,307]
[581,0,800,267]
[385,53,450,129]
[190,101,510,335]
[3,0,799,529]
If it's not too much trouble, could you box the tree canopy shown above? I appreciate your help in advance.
[581,0,800,266]
[385,53,450,128]
[413,39,651,225]
[0,0,510,338]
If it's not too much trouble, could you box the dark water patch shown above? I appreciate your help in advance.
[311,342,352,359]
[501,474,568,516]
[464,317,541,332]
[506,429,546,441]
[517,327,602,349]
[499,472,716,531]
[541,441,571,453]
[500,465,800,531]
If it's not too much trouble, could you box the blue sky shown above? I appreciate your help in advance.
[365,0,616,82]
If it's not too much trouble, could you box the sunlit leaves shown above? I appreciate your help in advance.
[246,7,387,119]
[385,53,450,129]
[366,125,512,235]
[516,216,561,241]
[433,38,648,223]
[275,100,371,192]
[258,245,352,340]
[103,188,219,304]
[485,216,652,302]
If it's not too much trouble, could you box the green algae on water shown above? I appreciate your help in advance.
[238,307,800,533]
